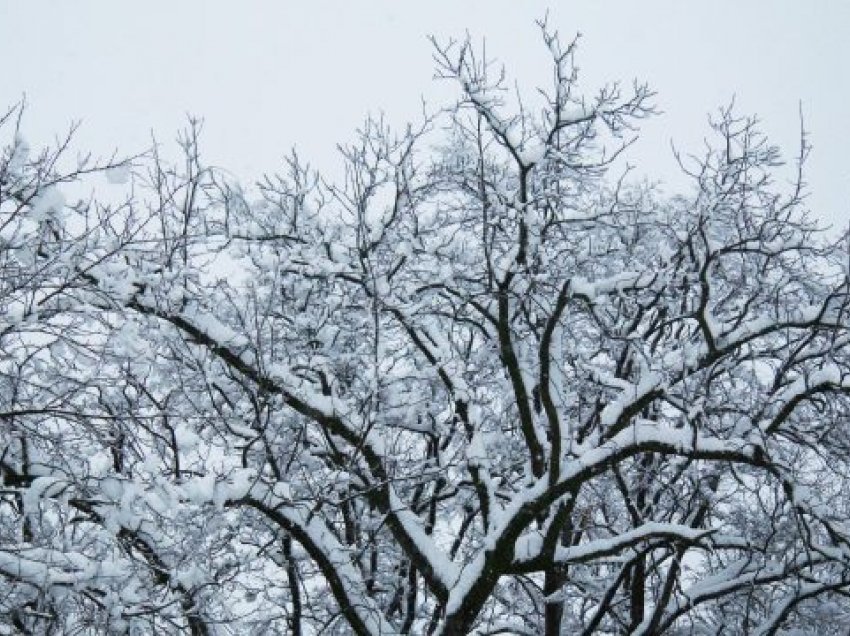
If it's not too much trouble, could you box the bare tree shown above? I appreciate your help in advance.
[2,25,850,635]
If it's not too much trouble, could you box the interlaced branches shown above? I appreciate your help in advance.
[2,26,850,635]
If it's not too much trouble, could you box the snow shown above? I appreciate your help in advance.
[562,103,590,122]
[181,306,250,349]
[445,481,550,617]
[599,371,663,429]
[22,476,71,513]
[88,453,114,477]
[466,431,487,465]
[570,270,652,301]
[1,301,27,325]
[445,552,486,616]
[513,531,544,562]
[7,135,29,175]
[553,522,712,564]
[105,164,131,185]
[29,185,66,220]
[505,126,523,149]
[518,141,546,165]
[758,365,846,434]
[289,506,396,635]
[174,422,201,451]
[388,487,460,589]
[184,473,217,505]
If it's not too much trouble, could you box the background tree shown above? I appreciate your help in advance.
[2,25,850,635]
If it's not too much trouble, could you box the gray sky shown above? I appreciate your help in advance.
[2,1,848,229]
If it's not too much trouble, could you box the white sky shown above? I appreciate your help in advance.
[2,1,848,229]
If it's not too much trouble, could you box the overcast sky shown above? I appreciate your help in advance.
[2,1,848,229]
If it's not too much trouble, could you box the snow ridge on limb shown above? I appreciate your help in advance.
[243,498,396,636]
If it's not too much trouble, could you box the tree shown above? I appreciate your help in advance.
[2,26,850,635]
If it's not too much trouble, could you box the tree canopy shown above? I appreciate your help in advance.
[2,27,850,635]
